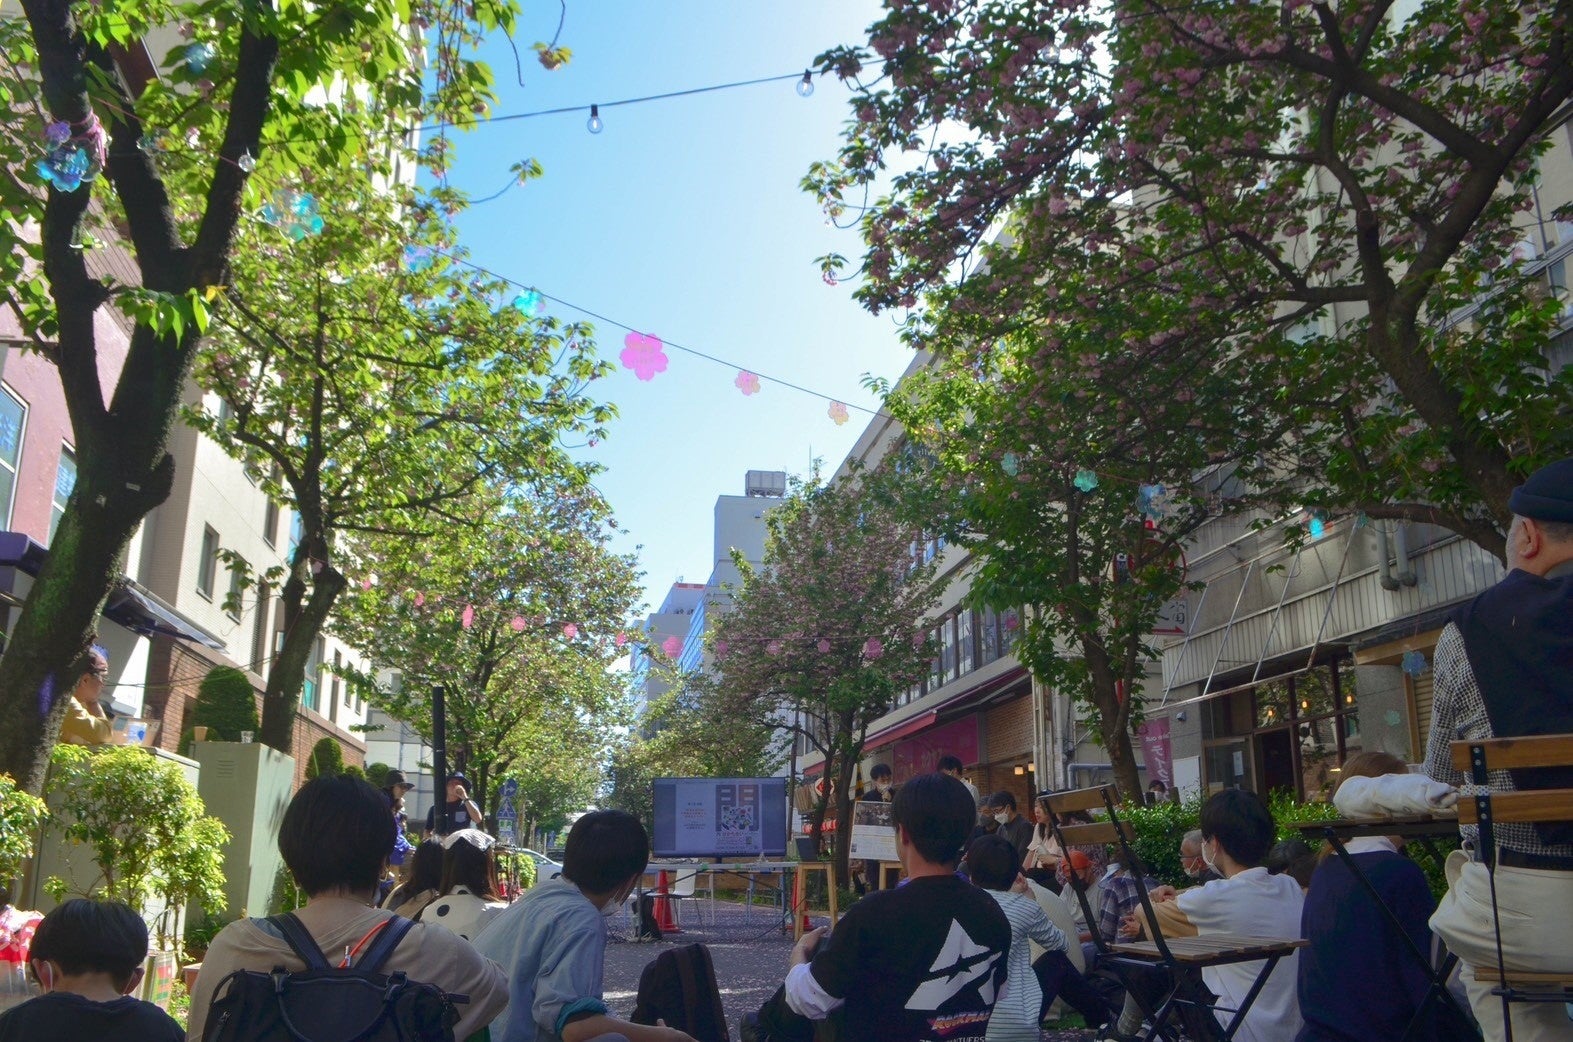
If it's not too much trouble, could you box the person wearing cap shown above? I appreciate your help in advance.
[1424,456,1573,1042]
[381,771,416,882]
[425,773,482,839]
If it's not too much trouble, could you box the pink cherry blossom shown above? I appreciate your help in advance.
[766,639,783,655]
[562,622,579,639]
[662,635,683,657]
[817,638,831,653]
[735,371,762,396]
[510,615,526,632]
[863,637,885,659]
[413,591,425,607]
[619,332,668,381]
[828,401,850,425]
[461,604,474,629]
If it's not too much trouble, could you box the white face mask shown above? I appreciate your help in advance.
[1201,840,1218,871]
[993,811,1011,825]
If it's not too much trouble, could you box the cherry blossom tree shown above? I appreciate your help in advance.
[809,0,1573,562]
[708,470,939,883]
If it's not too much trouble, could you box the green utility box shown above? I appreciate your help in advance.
[192,741,296,917]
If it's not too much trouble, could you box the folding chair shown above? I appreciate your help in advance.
[1450,735,1573,1041]
[667,867,707,928]
[1047,785,1306,1042]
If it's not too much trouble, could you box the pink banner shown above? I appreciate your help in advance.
[1136,718,1173,787]
[892,715,980,780]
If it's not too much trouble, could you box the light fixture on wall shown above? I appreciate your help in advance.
[1027,763,1036,773]
[1013,764,1025,776]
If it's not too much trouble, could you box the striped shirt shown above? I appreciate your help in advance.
[983,889,1068,1042]
[1423,621,1573,860]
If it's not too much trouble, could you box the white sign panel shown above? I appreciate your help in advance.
[848,800,898,863]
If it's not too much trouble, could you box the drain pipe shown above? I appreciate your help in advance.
[1393,523,1419,587]
[1377,523,1401,591]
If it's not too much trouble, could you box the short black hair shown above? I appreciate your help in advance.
[1266,839,1316,888]
[892,773,975,866]
[871,763,892,781]
[440,838,499,900]
[30,899,147,989]
[986,790,1016,812]
[936,755,963,774]
[279,775,395,896]
[1199,789,1275,867]
[561,810,649,893]
[966,834,1018,891]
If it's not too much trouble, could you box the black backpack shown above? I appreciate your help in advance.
[635,893,664,941]
[200,913,466,1042]
[631,943,730,1042]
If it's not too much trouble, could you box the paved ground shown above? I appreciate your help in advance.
[601,899,1096,1041]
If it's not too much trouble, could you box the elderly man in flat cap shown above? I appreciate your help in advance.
[1424,457,1573,1042]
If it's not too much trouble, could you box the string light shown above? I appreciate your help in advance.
[796,70,815,97]
[585,104,603,134]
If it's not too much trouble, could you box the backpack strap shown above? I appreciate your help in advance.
[268,913,331,972]
[675,946,700,1029]
[355,915,415,974]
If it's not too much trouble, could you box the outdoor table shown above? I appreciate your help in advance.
[791,861,838,940]
[1295,812,1478,1041]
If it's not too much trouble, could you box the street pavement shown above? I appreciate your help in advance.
[600,900,1096,1041]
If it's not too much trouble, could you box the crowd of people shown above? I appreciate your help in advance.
[0,458,1567,1042]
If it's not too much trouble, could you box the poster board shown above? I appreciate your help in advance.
[651,777,787,858]
[848,799,898,863]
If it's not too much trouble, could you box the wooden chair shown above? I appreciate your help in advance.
[1449,735,1573,1038]
[1046,785,1306,1042]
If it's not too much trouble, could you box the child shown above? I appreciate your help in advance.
[474,810,696,1042]
[967,833,1070,1042]
[0,898,182,1041]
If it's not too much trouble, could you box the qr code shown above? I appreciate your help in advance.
[719,805,756,832]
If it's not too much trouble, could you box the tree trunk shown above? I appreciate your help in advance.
[1083,637,1141,802]
[259,542,347,753]
[0,442,176,793]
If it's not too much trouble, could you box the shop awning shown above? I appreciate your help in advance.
[864,710,939,752]
[0,532,225,650]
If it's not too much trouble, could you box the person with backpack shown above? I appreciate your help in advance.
[187,775,507,1041]
[0,898,182,1041]
[473,810,697,1042]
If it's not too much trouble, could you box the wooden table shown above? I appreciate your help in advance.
[792,862,839,941]
[1295,813,1478,1042]
[878,860,903,890]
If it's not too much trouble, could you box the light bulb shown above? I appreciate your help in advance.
[797,71,815,97]
[586,104,603,134]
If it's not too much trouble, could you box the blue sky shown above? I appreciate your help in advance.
[443,1,910,613]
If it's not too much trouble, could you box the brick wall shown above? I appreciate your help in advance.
[146,636,364,793]
[980,689,1037,809]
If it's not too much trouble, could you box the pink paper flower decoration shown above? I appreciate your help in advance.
[620,332,668,381]
[863,637,885,660]
[510,615,526,632]
[413,591,425,607]
[827,401,850,425]
[735,371,761,396]
[715,639,729,659]
[360,578,373,590]
[461,604,475,629]
[614,631,629,647]
[817,638,831,653]
[562,622,579,639]
[766,639,782,656]
[662,635,682,657]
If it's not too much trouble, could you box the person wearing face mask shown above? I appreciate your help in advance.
[0,899,182,1041]
[857,764,895,894]
[475,810,698,1042]
[986,791,1035,870]
[1179,829,1222,884]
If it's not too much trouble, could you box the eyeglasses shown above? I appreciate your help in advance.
[87,667,109,678]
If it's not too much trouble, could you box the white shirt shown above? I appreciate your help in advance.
[416,884,508,942]
[1174,866,1305,1042]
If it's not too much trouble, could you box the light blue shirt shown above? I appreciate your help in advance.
[472,877,610,1042]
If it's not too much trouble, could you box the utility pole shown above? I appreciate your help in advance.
[432,684,449,836]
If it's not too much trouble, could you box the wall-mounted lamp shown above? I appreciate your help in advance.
[1013,765,1026,776]
[1176,710,1188,722]
[1027,763,1036,773]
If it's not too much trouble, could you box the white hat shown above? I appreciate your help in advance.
[441,827,496,851]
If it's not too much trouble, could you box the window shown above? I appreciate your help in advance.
[957,610,975,675]
[48,446,76,545]
[302,636,325,712]
[979,606,1000,665]
[263,499,279,547]
[197,527,220,598]
[941,614,958,684]
[251,583,271,671]
[226,557,244,620]
[335,650,347,707]
[0,386,26,528]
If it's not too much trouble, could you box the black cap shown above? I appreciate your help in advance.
[445,773,470,787]
[384,770,412,790]
[1509,458,1573,523]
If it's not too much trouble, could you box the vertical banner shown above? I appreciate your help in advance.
[1136,718,1173,788]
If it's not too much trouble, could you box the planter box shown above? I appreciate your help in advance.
[192,742,296,918]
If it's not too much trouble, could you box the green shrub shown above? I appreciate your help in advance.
[268,862,304,914]
[304,738,345,780]
[343,764,366,780]
[0,772,47,886]
[177,666,259,754]
[1119,789,1342,889]
[364,762,391,789]
[46,745,229,949]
